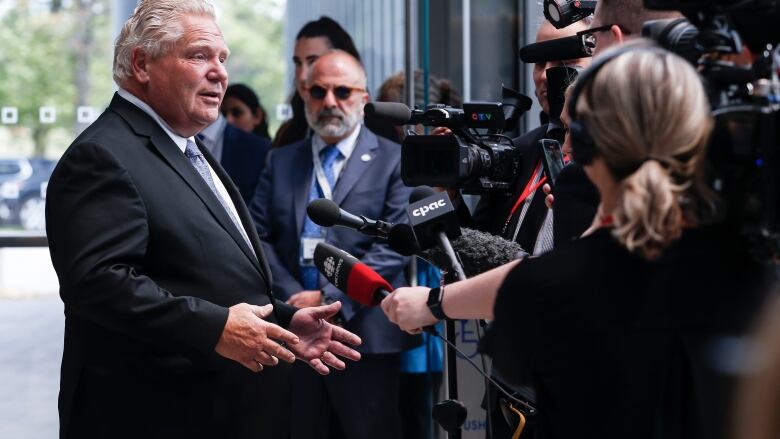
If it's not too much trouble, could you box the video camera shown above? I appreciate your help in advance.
[642,0,780,259]
[365,87,533,194]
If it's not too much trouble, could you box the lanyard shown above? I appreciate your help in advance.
[312,143,336,200]
[504,160,547,230]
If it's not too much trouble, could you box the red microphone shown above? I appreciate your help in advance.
[313,242,391,306]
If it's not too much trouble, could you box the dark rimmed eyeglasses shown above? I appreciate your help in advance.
[577,24,632,55]
[307,84,366,101]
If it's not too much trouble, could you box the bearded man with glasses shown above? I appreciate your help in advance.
[249,50,413,439]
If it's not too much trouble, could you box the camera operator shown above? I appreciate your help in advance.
[382,42,771,438]
[455,19,592,254]
[589,0,680,54]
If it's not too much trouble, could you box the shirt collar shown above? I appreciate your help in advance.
[312,124,362,160]
[199,114,227,143]
[117,88,195,153]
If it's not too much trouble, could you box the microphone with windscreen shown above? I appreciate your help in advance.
[389,223,528,277]
[519,33,593,64]
[364,102,426,126]
[313,242,391,306]
[307,198,393,239]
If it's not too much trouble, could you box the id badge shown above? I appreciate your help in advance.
[300,237,325,266]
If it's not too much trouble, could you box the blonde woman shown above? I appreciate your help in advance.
[381,43,732,438]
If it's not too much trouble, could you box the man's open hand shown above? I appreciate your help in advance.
[287,301,362,375]
[215,303,300,372]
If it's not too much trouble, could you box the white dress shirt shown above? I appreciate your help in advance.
[310,124,362,188]
[198,114,227,161]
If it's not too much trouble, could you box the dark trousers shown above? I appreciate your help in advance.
[400,371,442,439]
[291,353,402,439]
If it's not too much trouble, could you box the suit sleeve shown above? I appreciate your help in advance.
[46,142,228,356]
[249,150,305,300]
[321,154,413,322]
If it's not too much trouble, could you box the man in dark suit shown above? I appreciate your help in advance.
[250,50,412,439]
[198,113,270,203]
[45,2,361,438]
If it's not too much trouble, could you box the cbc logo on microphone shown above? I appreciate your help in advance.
[324,256,336,278]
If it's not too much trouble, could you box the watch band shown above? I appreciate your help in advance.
[427,286,449,320]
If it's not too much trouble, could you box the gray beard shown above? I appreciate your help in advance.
[305,108,361,140]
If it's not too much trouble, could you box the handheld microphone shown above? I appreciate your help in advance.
[388,223,421,257]
[307,198,393,239]
[313,242,391,306]
[405,188,466,281]
[406,188,461,250]
[519,33,593,64]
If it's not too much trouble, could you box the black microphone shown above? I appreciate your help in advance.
[405,188,466,280]
[519,34,592,64]
[364,102,426,126]
[410,185,436,203]
[389,224,527,277]
[388,223,421,257]
[307,198,393,239]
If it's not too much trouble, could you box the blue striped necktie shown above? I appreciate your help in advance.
[300,144,342,290]
[184,139,253,252]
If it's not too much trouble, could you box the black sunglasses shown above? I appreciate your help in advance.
[308,84,366,101]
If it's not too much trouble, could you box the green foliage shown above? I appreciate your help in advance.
[217,0,288,132]
[0,7,77,155]
[0,0,288,156]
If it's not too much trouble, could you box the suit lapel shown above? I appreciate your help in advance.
[198,140,268,280]
[293,140,314,235]
[332,126,378,205]
[109,94,266,280]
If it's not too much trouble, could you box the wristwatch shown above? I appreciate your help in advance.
[426,286,449,321]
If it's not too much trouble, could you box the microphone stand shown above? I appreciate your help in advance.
[433,230,467,439]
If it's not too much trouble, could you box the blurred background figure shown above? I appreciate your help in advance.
[373,69,461,143]
[199,107,271,203]
[221,83,271,140]
[273,16,361,148]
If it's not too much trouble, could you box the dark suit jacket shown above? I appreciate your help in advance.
[46,93,296,439]
[250,126,412,354]
[220,123,270,204]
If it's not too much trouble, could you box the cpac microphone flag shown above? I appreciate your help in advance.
[313,242,392,306]
[405,190,461,250]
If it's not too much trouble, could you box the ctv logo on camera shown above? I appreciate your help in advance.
[470,112,492,121]
[412,199,446,217]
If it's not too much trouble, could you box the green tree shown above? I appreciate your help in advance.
[0,0,286,156]
[0,0,111,157]
[218,0,287,133]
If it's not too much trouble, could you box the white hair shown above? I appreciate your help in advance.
[113,0,216,86]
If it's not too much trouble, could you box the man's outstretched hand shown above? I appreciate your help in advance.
[215,303,300,372]
[287,301,362,375]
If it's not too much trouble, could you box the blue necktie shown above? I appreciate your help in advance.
[184,139,253,252]
[300,144,342,290]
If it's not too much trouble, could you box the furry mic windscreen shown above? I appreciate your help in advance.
[421,227,528,277]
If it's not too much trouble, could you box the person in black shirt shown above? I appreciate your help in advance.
[382,43,743,438]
